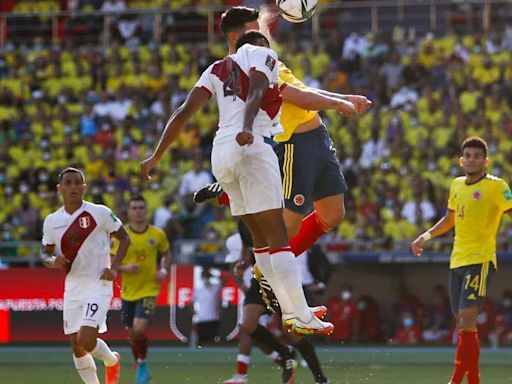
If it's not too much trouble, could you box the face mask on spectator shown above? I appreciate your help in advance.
[0,173,5,184]
[19,184,29,194]
[503,299,512,308]
[403,317,414,329]
[106,184,115,193]
[5,186,13,196]
[341,291,352,301]
[150,183,160,191]
[357,301,367,311]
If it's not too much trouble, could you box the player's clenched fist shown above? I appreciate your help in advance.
[236,131,254,146]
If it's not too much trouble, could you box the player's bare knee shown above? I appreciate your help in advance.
[77,334,97,352]
[319,206,345,228]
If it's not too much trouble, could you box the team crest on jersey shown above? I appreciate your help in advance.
[265,55,276,71]
[293,194,305,206]
[78,216,91,228]
[148,238,156,246]
[472,190,482,201]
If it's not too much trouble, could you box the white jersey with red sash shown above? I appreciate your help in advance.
[194,44,283,145]
[42,201,123,301]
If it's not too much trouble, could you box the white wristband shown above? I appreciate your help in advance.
[420,232,432,241]
[159,268,168,276]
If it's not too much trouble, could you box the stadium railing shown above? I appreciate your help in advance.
[1,0,511,48]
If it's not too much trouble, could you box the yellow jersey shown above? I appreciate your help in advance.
[447,174,512,269]
[111,225,170,301]
[274,62,318,143]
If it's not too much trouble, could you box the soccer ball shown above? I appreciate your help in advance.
[276,0,318,23]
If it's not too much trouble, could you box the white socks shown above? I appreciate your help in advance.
[253,247,295,316]
[90,338,118,367]
[269,247,312,322]
[73,354,99,384]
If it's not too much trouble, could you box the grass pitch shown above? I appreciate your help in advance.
[1,346,511,383]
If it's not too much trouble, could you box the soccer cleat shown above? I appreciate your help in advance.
[193,182,225,206]
[280,346,296,384]
[136,361,151,384]
[292,316,334,336]
[315,380,330,384]
[222,374,248,384]
[105,351,121,384]
[282,306,328,333]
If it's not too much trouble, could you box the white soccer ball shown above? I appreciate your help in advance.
[276,0,318,23]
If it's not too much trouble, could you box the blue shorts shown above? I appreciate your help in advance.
[274,125,348,214]
[121,297,157,327]
[449,262,494,315]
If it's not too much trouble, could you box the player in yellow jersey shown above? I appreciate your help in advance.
[111,195,171,384]
[411,137,512,384]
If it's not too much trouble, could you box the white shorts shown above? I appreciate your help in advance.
[63,295,111,335]
[212,135,284,216]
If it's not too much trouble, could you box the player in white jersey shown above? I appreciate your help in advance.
[41,167,131,384]
[141,30,333,335]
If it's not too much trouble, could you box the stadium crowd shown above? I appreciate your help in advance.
[324,284,512,347]
[2,3,512,247]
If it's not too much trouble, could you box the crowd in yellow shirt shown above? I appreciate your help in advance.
[1,13,512,256]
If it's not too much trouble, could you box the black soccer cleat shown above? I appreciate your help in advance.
[280,346,296,384]
[193,182,223,205]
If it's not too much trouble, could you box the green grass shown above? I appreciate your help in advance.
[1,346,512,383]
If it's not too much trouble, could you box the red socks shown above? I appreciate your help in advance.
[131,335,148,360]
[289,211,331,256]
[218,191,230,206]
[236,354,250,375]
[450,330,480,384]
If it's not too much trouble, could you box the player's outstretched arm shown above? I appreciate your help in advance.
[140,87,211,181]
[411,209,455,257]
[237,70,269,146]
[281,84,356,115]
[311,88,372,114]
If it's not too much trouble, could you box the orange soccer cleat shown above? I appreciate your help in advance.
[105,352,121,384]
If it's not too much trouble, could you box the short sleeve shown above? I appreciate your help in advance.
[194,64,215,96]
[495,179,512,213]
[99,205,123,234]
[156,227,170,253]
[447,180,456,211]
[245,46,278,84]
[42,216,55,246]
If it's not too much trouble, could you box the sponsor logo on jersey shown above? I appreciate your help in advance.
[293,194,305,206]
[472,190,482,201]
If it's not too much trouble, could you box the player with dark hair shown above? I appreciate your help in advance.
[411,137,512,384]
[141,30,334,336]
[195,5,370,258]
[41,167,130,384]
[111,195,171,384]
